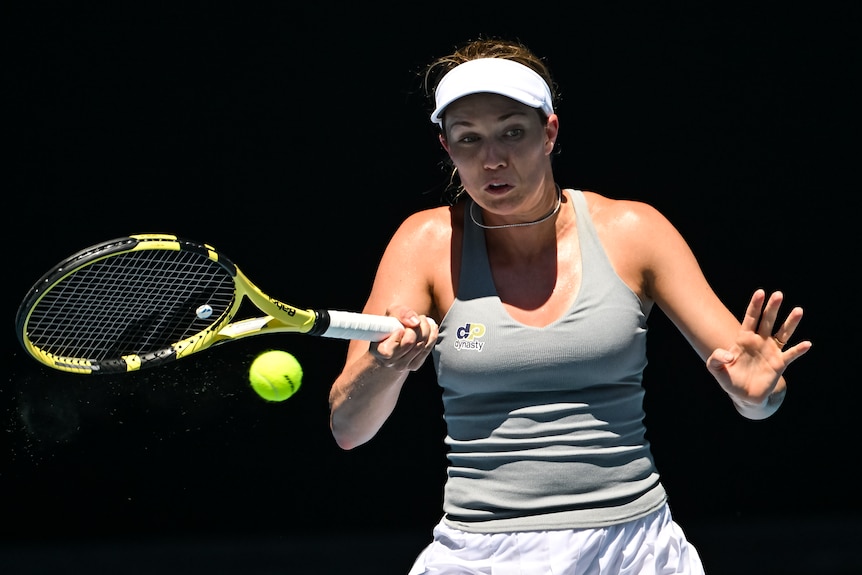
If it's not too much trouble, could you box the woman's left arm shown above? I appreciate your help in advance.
[628,202,813,420]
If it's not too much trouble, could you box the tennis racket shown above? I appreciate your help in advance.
[16,233,406,375]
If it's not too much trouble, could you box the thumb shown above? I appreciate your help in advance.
[706,348,734,371]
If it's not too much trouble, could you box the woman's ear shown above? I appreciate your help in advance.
[545,114,560,155]
[439,133,450,153]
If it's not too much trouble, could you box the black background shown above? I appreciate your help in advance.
[3,3,858,574]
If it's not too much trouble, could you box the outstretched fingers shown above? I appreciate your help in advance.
[745,288,811,358]
[773,305,809,358]
[741,288,768,334]
[757,290,785,341]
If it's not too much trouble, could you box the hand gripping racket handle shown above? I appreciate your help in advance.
[314,311,436,341]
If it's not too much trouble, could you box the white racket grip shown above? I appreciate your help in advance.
[322,311,436,341]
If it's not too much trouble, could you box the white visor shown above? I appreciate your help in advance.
[430,58,554,127]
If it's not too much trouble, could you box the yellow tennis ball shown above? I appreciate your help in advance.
[248,350,303,402]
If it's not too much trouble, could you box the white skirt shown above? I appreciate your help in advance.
[407,503,705,575]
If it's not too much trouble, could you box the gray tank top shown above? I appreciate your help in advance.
[431,189,667,533]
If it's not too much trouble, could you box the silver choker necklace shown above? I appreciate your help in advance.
[470,185,562,230]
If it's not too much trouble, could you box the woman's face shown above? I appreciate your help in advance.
[440,92,557,217]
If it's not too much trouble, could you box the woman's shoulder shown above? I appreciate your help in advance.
[580,189,669,229]
[395,203,464,241]
[381,203,461,307]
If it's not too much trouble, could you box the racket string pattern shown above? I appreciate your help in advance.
[23,245,236,371]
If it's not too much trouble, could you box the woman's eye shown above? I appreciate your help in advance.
[504,128,524,138]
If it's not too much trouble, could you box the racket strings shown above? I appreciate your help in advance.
[26,248,236,361]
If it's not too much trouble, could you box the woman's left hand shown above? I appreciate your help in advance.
[705,289,812,413]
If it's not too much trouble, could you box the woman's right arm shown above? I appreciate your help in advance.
[329,312,437,450]
[328,211,444,450]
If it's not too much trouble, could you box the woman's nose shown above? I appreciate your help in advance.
[481,141,507,169]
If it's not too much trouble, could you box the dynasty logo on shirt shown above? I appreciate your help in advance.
[454,322,486,351]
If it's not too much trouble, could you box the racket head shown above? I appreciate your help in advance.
[16,234,241,374]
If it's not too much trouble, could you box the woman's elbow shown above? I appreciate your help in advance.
[331,428,359,451]
[330,417,373,451]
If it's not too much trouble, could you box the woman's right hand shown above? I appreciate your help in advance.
[369,306,438,372]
